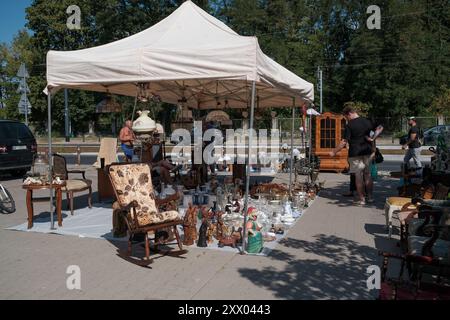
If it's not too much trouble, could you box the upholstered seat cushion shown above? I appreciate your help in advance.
[387,197,413,206]
[407,219,425,236]
[398,210,418,225]
[109,163,180,227]
[408,236,450,263]
[128,210,180,226]
[62,179,92,191]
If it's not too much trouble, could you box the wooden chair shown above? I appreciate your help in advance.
[108,162,185,261]
[397,198,450,245]
[53,154,92,215]
[379,220,450,297]
[392,183,450,241]
[384,182,448,238]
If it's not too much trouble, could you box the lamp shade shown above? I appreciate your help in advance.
[96,95,122,113]
[133,110,156,133]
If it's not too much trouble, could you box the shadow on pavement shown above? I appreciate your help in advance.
[237,175,403,299]
[238,234,385,299]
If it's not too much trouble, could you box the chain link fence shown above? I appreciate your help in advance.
[274,116,449,146]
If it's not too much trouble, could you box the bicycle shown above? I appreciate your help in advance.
[0,184,16,214]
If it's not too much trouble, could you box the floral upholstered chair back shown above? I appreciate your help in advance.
[109,163,179,227]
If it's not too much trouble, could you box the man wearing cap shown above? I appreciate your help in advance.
[402,117,422,169]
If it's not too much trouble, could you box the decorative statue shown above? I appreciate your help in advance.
[182,204,198,246]
[246,207,263,254]
[231,226,243,246]
[197,218,208,247]
[218,224,237,248]
[215,211,225,240]
[199,206,209,220]
[206,222,216,244]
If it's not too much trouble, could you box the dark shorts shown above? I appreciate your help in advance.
[121,143,134,160]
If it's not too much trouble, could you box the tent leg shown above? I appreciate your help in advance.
[48,93,55,230]
[288,98,295,196]
[309,110,313,183]
[242,81,256,254]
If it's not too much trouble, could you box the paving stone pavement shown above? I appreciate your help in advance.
[0,167,401,299]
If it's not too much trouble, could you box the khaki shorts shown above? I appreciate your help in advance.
[348,155,371,174]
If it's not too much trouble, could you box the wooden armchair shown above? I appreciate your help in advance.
[53,154,92,215]
[384,183,449,238]
[396,198,450,245]
[380,219,449,278]
[379,250,450,300]
[108,162,185,261]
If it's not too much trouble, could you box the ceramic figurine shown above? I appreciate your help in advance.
[246,207,263,254]
[270,224,285,235]
[197,218,208,247]
[231,226,243,246]
[206,223,216,244]
[215,211,225,240]
[218,235,237,248]
[200,206,209,220]
[182,205,198,246]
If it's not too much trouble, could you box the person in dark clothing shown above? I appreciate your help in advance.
[342,173,357,197]
[330,106,383,205]
[403,116,422,169]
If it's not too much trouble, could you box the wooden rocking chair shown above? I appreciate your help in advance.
[108,162,185,261]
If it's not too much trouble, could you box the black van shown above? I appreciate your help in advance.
[0,120,37,177]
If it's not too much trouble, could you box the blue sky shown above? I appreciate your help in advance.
[0,0,32,44]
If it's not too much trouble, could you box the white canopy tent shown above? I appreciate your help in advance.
[44,0,315,251]
[46,0,313,107]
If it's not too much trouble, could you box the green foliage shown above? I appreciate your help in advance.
[429,86,450,117]
[342,101,372,117]
[0,0,448,135]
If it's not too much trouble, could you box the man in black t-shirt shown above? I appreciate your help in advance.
[402,117,422,168]
[330,106,383,205]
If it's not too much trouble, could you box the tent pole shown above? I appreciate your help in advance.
[48,92,55,230]
[131,90,139,122]
[309,107,313,183]
[288,98,295,196]
[306,106,313,183]
[242,81,256,255]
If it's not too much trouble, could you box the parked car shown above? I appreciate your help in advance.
[0,120,37,177]
[423,125,450,146]
[399,125,450,146]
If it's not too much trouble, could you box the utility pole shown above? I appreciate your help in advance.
[64,88,70,142]
[317,66,323,114]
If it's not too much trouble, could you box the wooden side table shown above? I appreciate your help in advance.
[22,183,65,229]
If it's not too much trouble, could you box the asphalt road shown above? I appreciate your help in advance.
[62,154,428,172]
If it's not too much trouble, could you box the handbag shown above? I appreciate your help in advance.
[375,148,384,164]
[370,162,378,181]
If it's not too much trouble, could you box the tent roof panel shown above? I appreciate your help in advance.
[46,1,314,106]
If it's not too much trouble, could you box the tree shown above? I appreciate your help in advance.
[0,31,36,122]
[343,101,372,117]
[429,86,450,118]
[3,0,446,134]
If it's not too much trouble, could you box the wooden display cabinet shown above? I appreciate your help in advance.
[312,112,349,173]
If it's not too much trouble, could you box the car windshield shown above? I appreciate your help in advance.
[0,122,33,140]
